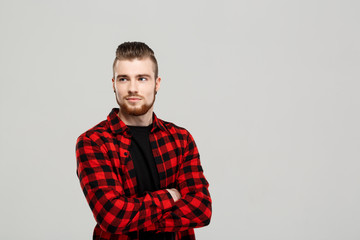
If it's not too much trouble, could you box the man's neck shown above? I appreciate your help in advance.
[118,109,153,126]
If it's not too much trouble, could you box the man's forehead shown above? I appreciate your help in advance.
[114,58,155,75]
[115,57,152,66]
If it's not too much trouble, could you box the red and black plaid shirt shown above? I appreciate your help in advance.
[76,108,212,240]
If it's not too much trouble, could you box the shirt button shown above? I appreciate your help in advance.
[124,152,128,156]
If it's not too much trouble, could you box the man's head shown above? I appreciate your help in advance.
[112,42,161,117]
[112,42,158,79]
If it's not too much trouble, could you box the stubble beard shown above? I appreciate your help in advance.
[116,89,156,116]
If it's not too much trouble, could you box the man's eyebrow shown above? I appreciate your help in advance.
[136,74,151,78]
[116,74,128,79]
[116,74,152,79]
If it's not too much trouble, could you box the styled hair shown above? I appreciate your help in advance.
[112,41,158,78]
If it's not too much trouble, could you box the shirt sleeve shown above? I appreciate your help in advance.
[76,134,175,234]
[146,132,212,232]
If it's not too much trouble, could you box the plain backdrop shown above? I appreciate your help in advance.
[1,0,359,239]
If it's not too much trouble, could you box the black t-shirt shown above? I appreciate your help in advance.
[128,125,175,240]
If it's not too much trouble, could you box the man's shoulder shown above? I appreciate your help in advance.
[157,118,198,152]
[157,117,192,139]
[77,119,112,143]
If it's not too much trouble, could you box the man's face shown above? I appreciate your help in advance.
[112,57,161,116]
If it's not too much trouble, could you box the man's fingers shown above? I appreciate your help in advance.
[167,188,181,202]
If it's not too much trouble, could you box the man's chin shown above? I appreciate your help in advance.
[121,105,151,116]
[128,111,146,116]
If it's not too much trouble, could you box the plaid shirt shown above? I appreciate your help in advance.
[76,108,212,240]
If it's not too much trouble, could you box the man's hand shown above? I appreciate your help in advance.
[166,188,181,202]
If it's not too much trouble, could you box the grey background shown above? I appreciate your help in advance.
[1,0,359,239]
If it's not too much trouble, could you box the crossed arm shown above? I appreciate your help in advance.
[76,133,212,234]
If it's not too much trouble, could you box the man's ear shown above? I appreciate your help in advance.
[155,77,161,93]
[112,78,115,93]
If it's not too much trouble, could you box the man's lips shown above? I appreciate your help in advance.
[126,97,142,102]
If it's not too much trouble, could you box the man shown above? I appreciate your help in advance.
[76,42,212,240]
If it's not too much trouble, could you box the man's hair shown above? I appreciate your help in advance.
[113,41,158,79]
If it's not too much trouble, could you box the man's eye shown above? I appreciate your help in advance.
[139,77,147,81]
[119,78,127,82]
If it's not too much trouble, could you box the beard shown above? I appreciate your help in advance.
[116,90,156,116]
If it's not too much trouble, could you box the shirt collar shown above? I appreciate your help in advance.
[107,108,166,135]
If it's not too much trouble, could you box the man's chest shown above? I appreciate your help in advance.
[101,133,184,197]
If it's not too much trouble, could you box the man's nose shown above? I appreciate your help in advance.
[128,79,138,93]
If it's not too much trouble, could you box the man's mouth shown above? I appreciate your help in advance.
[126,97,142,102]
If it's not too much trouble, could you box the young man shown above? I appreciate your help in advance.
[76,42,212,240]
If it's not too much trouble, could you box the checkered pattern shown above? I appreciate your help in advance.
[76,108,212,240]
